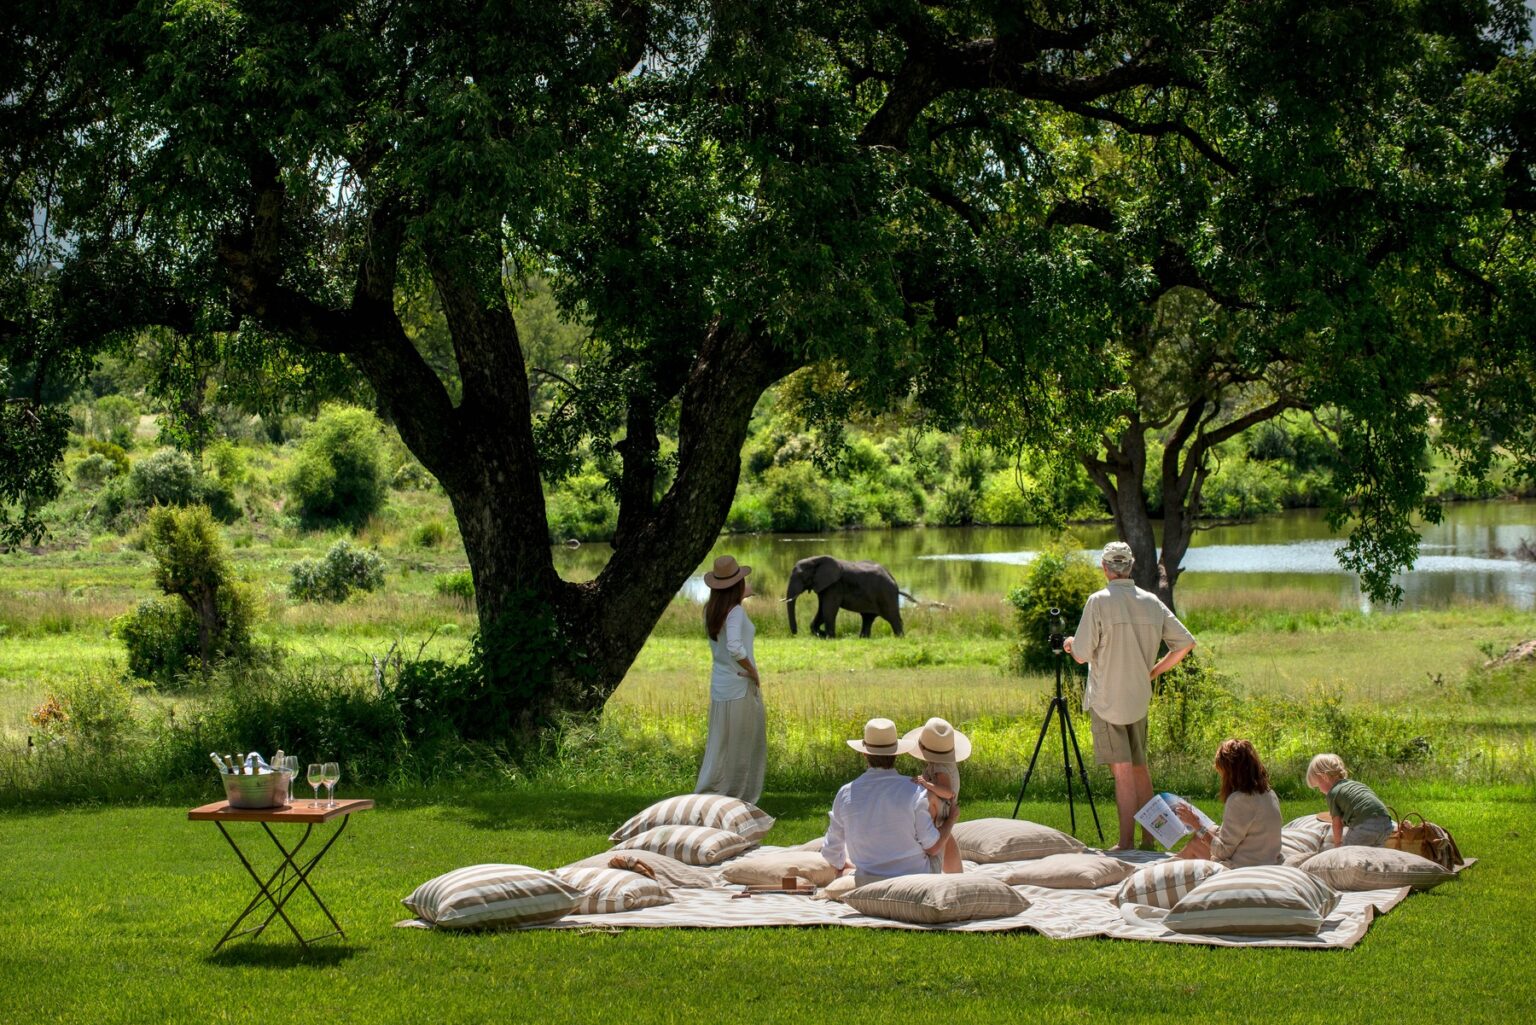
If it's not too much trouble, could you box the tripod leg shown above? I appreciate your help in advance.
[1012,702,1057,818]
[1056,698,1076,832]
[1062,707,1105,844]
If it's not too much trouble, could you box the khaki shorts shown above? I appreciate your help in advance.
[1090,713,1148,766]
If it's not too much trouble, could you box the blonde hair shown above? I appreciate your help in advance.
[1307,753,1348,785]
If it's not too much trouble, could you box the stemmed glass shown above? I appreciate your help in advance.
[275,755,299,805]
[322,761,340,808]
[307,763,325,808]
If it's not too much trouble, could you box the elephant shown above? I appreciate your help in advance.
[784,555,909,639]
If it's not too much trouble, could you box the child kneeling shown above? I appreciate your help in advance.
[904,717,970,873]
[1307,753,1392,848]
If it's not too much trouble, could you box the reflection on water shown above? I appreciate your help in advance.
[553,501,1536,611]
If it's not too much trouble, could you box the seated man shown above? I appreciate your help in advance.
[822,718,950,886]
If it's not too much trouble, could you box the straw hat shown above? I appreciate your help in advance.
[846,717,916,757]
[703,554,752,590]
[902,717,972,762]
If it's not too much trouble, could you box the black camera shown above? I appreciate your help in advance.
[1047,606,1066,655]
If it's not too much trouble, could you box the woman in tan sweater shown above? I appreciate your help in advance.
[1174,739,1282,867]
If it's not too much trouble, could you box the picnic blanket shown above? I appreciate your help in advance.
[398,848,1472,948]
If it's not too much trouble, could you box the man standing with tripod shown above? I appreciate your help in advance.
[1063,542,1195,850]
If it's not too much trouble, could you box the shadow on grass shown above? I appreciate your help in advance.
[205,942,364,969]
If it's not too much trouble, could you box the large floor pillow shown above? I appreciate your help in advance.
[554,866,674,914]
[612,824,754,866]
[1302,846,1456,892]
[1163,865,1342,936]
[983,852,1137,889]
[817,875,859,903]
[402,864,583,930]
[844,874,1028,924]
[560,851,718,890]
[720,848,839,887]
[953,819,1086,863]
[609,794,775,843]
[1281,815,1332,861]
[1114,859,1226,910]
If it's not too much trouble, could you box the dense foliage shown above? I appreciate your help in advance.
[288,539,387,603]
[287,405,389,528]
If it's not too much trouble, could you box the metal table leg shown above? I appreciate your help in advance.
[209,814,351,951]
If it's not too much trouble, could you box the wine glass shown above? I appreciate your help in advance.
[307,763,324,808]
[322,761,340,808]
[276,755,299,805]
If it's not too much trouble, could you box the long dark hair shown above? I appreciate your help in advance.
[705,581,745,641]
[1215,738,1271,802]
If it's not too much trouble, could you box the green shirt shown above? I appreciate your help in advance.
[1326,779,1389,826]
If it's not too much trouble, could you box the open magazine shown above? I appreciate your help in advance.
[1135,792,1217,850]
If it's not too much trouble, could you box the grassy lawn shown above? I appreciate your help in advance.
[0,790,1528,1025]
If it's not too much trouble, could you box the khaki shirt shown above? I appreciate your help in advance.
[1072,579,1194,725]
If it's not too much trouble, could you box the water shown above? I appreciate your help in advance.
[553,501,1536,611]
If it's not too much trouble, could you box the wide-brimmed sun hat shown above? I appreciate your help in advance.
[703,554,752,590]
[846,717,916,757]
[902,717,972,763]
[1101,541,1135,571]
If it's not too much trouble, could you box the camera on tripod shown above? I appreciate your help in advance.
[1047,607,1066,655]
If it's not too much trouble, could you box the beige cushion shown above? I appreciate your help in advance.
[844,874,1029,924]
[720,849,839,887]
[553,866,674,914]
[1302,846,1456,892]
[1164,865,1342,936]
[1114,859,1226,910]
[402,864,582,929]
[817,875,859,902]
[792,837,825,852]
[559,851,718,890]
[1280,817,1331,860]
[612,824,754,866]
[952,819,1086,863]
[609,794,775,843]
[982,852,1136,889]
[1283,849,1318,868]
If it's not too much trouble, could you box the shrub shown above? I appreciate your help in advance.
[288,404,389,527]
[934,482,978,525]
[207,440,247,484]
[725,491,774,533]
[116,505,255,681]
[434,571,476,606]
[289,539,387,603]
[115,596,202,681]
[412,520,447,548]
[130,447,201,505]
[90,394,140,447]
[1006,539,1104,671]
[391,460,435,490]
[761,462,831,532]
[85,439,131,477]
[545,471,618,542]
[72,452,119,488]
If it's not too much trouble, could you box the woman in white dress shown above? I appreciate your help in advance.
[695,555,766,804]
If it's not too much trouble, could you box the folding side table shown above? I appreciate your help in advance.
[188,797,373,951]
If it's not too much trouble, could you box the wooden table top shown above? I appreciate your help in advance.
[188,798,375,823]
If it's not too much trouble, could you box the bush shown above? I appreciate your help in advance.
[1006,539,1104,671]
[761,462,831,532]
[411,520,447,548]
[725,491,774,533]
[84,439,131,477]
[391,460,435,490]
[128,446,235,519]
[116,505,255,682]
[115,596,202,681]
[90,394,140,447]
[434,571,476,606]
[289,539,387,603]
[934,482,978,525]
[288,404,389,527]
[72,452,119,488]
[206,440,247,484]
[545,471,618,542]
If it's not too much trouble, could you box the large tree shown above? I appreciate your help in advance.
[4,2,1531,722]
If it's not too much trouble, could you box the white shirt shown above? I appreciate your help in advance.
[822,768,941,880]
[708,604,755,701]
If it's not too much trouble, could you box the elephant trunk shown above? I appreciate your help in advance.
[785,576,805,635]
[786,596,798,635]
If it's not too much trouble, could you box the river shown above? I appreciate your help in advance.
[552,500,1536,611]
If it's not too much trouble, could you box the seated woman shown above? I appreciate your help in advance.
[1174,738,1282,867]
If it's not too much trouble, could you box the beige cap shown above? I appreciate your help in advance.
[846,717,916,757]
[1101,541,1135,570]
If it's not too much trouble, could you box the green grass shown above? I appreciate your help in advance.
[0,789,1529,1025]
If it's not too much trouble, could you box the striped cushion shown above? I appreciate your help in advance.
[612,824,754,865]
[402,864,582,929]
[1301,847,1456,892]
[610,794,775,843]
[1280,816,1332,860]
[952,819,1086,863]
[1114,859,1226,909]
[559,851,718,889]
[1164,865,1342,936]
[720,849,839,887]
[980,852,1137,889]
[844,874,1028,924]
[554,867,675,914]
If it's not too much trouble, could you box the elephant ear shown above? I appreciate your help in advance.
[811,557,842,591]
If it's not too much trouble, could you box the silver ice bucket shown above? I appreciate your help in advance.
[220,770,287,809]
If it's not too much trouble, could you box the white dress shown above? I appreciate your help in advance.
[694,604,766,804]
